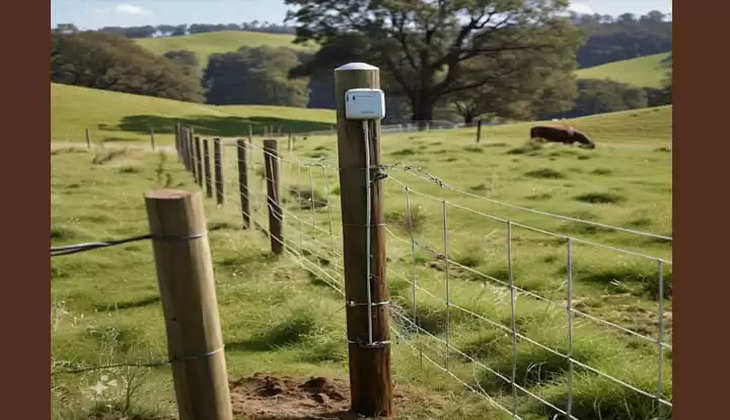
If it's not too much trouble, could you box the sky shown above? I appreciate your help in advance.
[51,1,672,30]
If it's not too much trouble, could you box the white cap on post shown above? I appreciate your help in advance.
[335,62,379,71]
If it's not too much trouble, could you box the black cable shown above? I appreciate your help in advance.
[51,234,152,257]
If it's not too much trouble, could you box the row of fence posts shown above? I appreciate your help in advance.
[152,63,393,419]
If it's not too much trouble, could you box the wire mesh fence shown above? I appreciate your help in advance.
[52,126,672,419]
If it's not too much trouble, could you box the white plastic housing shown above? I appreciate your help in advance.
[345,88,386,120]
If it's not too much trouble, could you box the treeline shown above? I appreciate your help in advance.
[572,11,671,68]
[52,21,295,38]
[51,32,204,102]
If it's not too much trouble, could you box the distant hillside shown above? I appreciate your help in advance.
[574,14,671,68]
[51,82,335,144]
[576,52,670,88]
[136,31,317,68]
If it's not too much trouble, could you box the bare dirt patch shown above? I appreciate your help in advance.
[230,373,411,419]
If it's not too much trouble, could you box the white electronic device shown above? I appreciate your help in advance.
[345,88,386,120]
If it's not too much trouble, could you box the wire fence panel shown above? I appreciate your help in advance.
[51,129,672,419]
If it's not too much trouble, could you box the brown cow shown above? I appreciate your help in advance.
[530,125,595,149]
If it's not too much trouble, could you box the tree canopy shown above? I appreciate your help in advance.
[203,46,310,106]
[51,32,204,102]
[285,0,582,122]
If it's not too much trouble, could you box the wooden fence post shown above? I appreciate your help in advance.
[188,128,196,175]
[150,128,156,151]
[476,119,482,144]
[248,124,253,141]
[214,138,224,205]
[175,123,181,161]
[334,62,392,417]
[85,128,91,149]
[263,139,283,254]
[195,137,203,188]
[237,139,250,229]
[145,190,233,420]
[204,139,213,198]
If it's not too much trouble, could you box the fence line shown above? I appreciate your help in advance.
[52,125,672,419]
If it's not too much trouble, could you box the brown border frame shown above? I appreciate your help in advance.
[0,1,51,419]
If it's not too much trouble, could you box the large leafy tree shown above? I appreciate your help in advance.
[203,46,310,106]
[285,0,582,122]
[450,47,577,122]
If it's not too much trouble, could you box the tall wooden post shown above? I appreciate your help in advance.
[476,119,482,144]
[237,139,250,229]
[248,124,253,141]
[214,138,224,205]
[203,139,213,198]
[288,130,292,152]
[145,190,233,420]
[195,137,203,188]
[334,62,392,417]
[85,128,91,149]
[263,139,283,255]
[150,128,156,151]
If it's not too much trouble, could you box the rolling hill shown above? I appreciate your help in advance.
[576,52,671,89]
[51,83,335,145]
[135,31,318,68]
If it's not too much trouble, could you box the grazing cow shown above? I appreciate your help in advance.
[530,125,595,149]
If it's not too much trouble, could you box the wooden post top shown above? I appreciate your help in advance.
[145,189,195,200]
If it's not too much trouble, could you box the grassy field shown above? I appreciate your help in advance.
[51,83,336,146]
[51,98,672,419]
[135,31,317,69]
[576,52,671,88]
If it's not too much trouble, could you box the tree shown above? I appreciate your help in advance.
[51,32,204,102]
[548,79,647,118]
[285,0,582,122]
[54,24,78,34]
[203,46,309,106]
[449,45,578,123]
[164,50,202,79]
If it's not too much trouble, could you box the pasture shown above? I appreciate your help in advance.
[51,82,672,419]
[575,52,671,88]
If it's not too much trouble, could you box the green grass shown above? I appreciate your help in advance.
[51,83,335,146]
[52,94,672,418]
[136,31,318,69]
[576,52,671,88]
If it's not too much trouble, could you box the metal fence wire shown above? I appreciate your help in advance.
[52,127,672,419]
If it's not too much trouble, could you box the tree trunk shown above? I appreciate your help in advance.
[411,96,435,130]
[464,113,475,124]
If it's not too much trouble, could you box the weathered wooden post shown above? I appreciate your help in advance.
[214,138,224,205]
[288,130,293,152]
[150,128,156,151]
[144,189,233,420]
[203,139,213,198]
[263,139,283,254]
[237,139,250,229]
[248,124,253,141]
[334,62,392,417]
[476,119,482,144]
[187,128,196,175]
[85,128,91,149]
[194,137,203,188]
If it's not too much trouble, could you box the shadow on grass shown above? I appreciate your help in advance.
[93,295,161,312]
[226,314,317,352]
[100,114,333,137]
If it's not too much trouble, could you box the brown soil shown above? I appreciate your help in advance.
[230,373,400,419]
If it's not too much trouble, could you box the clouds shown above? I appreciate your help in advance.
[568,2,594,15]
[114,4,152,17]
